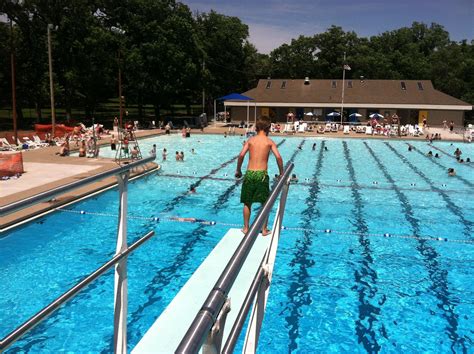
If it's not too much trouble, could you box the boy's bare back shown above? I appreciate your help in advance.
[246,135,274,171]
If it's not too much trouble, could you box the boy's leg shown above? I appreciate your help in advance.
[242,203,251,233]
[261,215,270,236]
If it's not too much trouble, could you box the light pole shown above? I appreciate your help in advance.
[10,15,18,144]
[111,26,125,129]
[340,52,349,125]
[118,56,123,129]
[47,24,57,138]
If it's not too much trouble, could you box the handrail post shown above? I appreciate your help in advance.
[202,298,231,354]
[114,171,130,354]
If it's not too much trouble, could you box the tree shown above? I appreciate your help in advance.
[196,10,257,100]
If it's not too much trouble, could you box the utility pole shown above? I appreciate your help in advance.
[10,17,18,144]
[118,51,123,129]
[47,24,56,138]
[202,60,205,114]
[340,52,346,125]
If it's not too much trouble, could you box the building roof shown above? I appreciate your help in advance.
[227,79,471,110]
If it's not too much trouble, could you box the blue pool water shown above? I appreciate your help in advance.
[1,134,473,353]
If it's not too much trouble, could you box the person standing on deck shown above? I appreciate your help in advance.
[235,116,284,236]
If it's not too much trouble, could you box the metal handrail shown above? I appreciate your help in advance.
[0,230,155,352]
[176,162,294,353]
[0,155,156,216]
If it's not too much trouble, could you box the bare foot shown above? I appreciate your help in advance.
[241,227,249,234]
[261,229,271,236]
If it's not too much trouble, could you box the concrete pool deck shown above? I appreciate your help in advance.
[0,124,468,230]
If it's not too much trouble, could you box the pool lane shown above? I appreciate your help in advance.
[365,142,467,352]
[408,144,473,187]
[281,140,323,353]
[343,141,383,353]
[385,142,473,240]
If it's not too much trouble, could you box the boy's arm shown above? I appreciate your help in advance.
[235,140,249,178]
[271,141,284,176]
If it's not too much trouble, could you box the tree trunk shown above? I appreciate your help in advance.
[66,106,72,122]
[154,103,161,120]
[35,103,42,122]
[138,91,143,119]
[16,105,24,129]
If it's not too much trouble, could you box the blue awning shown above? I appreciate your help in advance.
[218,93,254,101]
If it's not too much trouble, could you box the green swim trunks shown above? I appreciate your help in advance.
[240,170,269,205]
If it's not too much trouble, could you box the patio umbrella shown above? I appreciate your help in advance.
[305,112,314,116]
[326,112,340,117]
[369,113,383,119]
[349,113,362,118]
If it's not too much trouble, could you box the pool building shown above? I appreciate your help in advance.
[225,79,472,125]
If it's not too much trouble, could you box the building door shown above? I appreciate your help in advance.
[296,108,304,120]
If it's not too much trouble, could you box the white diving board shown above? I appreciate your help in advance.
[132,228,272,353]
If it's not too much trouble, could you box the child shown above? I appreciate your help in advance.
[235,116,284,236]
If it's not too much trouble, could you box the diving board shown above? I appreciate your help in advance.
[132,228,272,353]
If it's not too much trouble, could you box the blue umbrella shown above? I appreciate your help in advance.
[326,112,340,117]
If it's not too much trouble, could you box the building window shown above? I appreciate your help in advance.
[281,81,287,89]
[401,81,407,90]
[265,81,272,89]
[331,81,337,88]
[417,82,424,90]
[347,80,353,88]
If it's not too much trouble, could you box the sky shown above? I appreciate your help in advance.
[181,0,474,53]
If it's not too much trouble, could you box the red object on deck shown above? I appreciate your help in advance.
[35,124,74,137]
[0,152,24,177]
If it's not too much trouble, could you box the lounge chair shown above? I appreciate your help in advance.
[343,125,350,134]
[324,123,331,133]
[0,137,21,151]
[365,126,373,135]
[282,124,294,134]
[23,137,46,149]
[330,124,338,133]
[33,135,48,146]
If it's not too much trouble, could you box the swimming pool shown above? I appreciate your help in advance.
[1,134,473,353]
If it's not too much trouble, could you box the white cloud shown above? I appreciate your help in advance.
[248,22,323,54]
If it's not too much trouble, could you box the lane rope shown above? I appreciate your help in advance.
[55,208,474,245]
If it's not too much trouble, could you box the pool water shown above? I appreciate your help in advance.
[1,134,473,353]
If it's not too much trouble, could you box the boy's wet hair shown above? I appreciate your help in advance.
[256,116,271,132]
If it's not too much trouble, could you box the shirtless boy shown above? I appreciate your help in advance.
[235,116,284,236]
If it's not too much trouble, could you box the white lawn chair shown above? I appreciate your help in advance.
[0,137,20,150]
[281,124,291,133]
[22,137,42,149]
[365,126,373,135]
[343,125,350,134]
[324,123,331,132]
[33,135,50,147]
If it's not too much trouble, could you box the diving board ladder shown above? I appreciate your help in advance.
[133,162,294,353]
